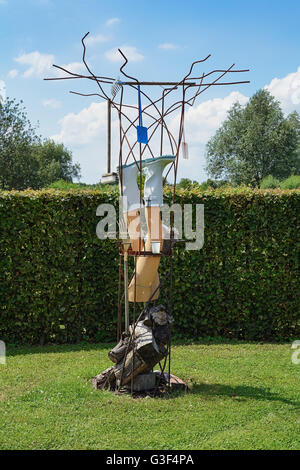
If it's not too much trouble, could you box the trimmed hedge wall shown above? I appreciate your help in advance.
[0,187,299,344]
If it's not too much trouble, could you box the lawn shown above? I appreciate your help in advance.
[0,340,299,450]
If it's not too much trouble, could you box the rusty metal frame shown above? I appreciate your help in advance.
[45,32,250,396]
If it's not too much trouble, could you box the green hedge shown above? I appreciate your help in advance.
[0,187,299,344]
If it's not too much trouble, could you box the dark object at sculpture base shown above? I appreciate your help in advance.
[91,305,184,397]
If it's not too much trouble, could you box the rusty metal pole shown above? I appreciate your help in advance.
[123,241,131,334]
[107,98,111,174]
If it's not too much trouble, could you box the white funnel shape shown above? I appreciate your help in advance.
[118,162,143,213]
[142,155,176,207]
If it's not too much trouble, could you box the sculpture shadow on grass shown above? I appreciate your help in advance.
[190,383,300,408]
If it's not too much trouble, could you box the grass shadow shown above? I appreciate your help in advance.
[6,342,114,357]
[190,383,300,408]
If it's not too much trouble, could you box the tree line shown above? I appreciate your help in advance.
[0,98,80,190]
[206,89,300,187]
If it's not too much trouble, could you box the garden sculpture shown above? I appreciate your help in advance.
[45,33,249,395]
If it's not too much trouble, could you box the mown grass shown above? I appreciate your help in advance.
[0,341,299,450]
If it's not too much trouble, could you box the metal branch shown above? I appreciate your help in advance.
[119,49,139,83]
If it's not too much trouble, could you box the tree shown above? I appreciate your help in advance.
[0,98,81,190]
[32,140,81,188]
[0,98,40,190]
[287,110,300,169]
[177,178,200,189]
[206,89,300,186]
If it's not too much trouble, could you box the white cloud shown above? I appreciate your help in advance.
[85,34,109,46]
[170,91,249,146]
[51,101,109,145]
[14,51,54,78]
[50,99,143,182]
[51,100,124,182]
[13,51,85,79]
[158,43,179,50]
[42,98,61,109]
[105,45,144,63]
[106,17,120,26]
[8,69,18,78]
[161,90,249,182]
[55,61,85,76]
[0,80,6,102]
[265,66,300,114]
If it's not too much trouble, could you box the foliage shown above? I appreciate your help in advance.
[177,178,230,191]
[199,178,230,190]
[0,98,40,190]
[206,89,300,186]
[33,140,81,187]
[0,342,300,450]
[260,174,300,189]
[177,178,199,189]
[260,175,281,189]
[48,179,109,191]
[0,187,299,344]
[280,174,300,189]
[0,98,80,190]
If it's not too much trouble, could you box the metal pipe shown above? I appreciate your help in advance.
[124,252,129,333]
[107,99,111,174]
[122,81,196,86]
[123,240,131,334]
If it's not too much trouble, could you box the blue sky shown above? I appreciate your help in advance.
[1,0,300,183]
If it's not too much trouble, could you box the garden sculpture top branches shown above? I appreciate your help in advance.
[44,32,250,196]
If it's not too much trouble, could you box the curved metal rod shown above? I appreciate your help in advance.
[119,80,178,156]
[116,52,213,158]
[49,65,114,84]
[161,83,199,118]
[140,120,164,158]
[188,68,249,80]
[118,86,124,193]
[119,85,178,159]
[81,33,110,101]
[119,49,139,84]
[119,54,212,137]
[70,91,107,100]
[163,65,245,117]
[50,63,115,82]
[163,64,237,118]
[124,110,177,164]
[189,73,205,107]
[185,63,237,106]
[122,109,178,164]
[123,84,177,156]
[70,89,177,156]
[125,116,170,163]
[163,161,175,184]
[70,39,176,150]
[79,33,142,134]
[45,75,110,82]
[173,86,186,198]
[182,56,211,82]
[49,41,211,160]
[117,47,176,152]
